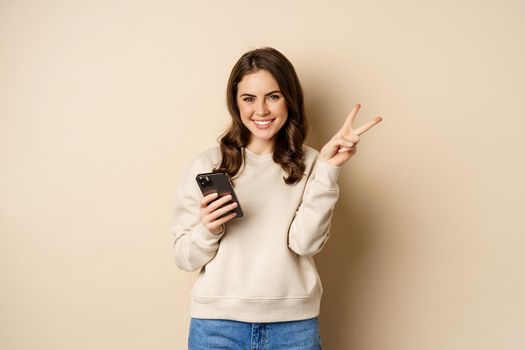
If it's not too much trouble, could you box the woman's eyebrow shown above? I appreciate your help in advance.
[239,90,282,97]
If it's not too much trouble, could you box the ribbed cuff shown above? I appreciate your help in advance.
[314,159,342,188]
[193,221,225,251]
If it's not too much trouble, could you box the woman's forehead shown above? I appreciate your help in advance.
[237,70,280,95]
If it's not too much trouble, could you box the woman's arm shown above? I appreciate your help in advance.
[171,158,232,272]
[288,104,382,256]
[288,159,342,257]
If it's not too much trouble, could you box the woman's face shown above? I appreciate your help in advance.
[236,69,288,151]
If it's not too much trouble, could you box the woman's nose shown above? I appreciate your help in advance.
[255,101,269,116]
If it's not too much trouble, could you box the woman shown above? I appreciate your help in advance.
[171,47,381,349]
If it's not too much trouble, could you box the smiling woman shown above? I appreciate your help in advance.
[170,46,381,349]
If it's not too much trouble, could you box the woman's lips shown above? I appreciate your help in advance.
[252,119,275,129]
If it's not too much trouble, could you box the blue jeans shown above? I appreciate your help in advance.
[188,317,322,349]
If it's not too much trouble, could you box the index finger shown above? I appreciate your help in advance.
[200,192,219,207]
[353,116,383,136]
[340,103,361,134]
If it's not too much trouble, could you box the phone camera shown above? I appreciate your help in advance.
[198,176,211,187]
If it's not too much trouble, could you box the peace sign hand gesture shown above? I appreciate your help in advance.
[318,103,382,167]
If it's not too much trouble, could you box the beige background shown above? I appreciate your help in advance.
[1,0,524,349]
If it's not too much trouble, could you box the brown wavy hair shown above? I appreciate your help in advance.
[214,47,308,185]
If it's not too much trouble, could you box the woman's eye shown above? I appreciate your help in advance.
[243,97,254,102]
[268,94,280,101]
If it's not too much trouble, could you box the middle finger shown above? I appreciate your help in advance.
[208,201,239,221]
[353,116,382,136]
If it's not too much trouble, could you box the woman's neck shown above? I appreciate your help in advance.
[246,140,274,155]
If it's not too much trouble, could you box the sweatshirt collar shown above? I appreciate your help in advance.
[243,147,273,161]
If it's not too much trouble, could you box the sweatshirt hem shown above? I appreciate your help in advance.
[190,292,322,323]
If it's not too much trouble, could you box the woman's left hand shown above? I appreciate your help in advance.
[319,103,382,167]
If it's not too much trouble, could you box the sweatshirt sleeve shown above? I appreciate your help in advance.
[288,159,342,257]
[170,157,225,272]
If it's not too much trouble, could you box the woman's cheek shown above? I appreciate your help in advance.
[239,105,252,118]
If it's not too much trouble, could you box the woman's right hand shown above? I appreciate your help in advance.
[200,193,238,235]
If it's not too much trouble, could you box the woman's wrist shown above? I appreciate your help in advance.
[208,224,225,236]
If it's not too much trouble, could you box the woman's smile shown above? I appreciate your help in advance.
[252,118,276,128]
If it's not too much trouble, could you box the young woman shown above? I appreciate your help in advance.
[171,47,381,349]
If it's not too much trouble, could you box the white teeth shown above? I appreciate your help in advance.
[253,119,273,126]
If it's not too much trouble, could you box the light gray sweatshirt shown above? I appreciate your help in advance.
[171,145,342,322]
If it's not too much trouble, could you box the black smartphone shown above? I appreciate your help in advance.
[195,172,244,218]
